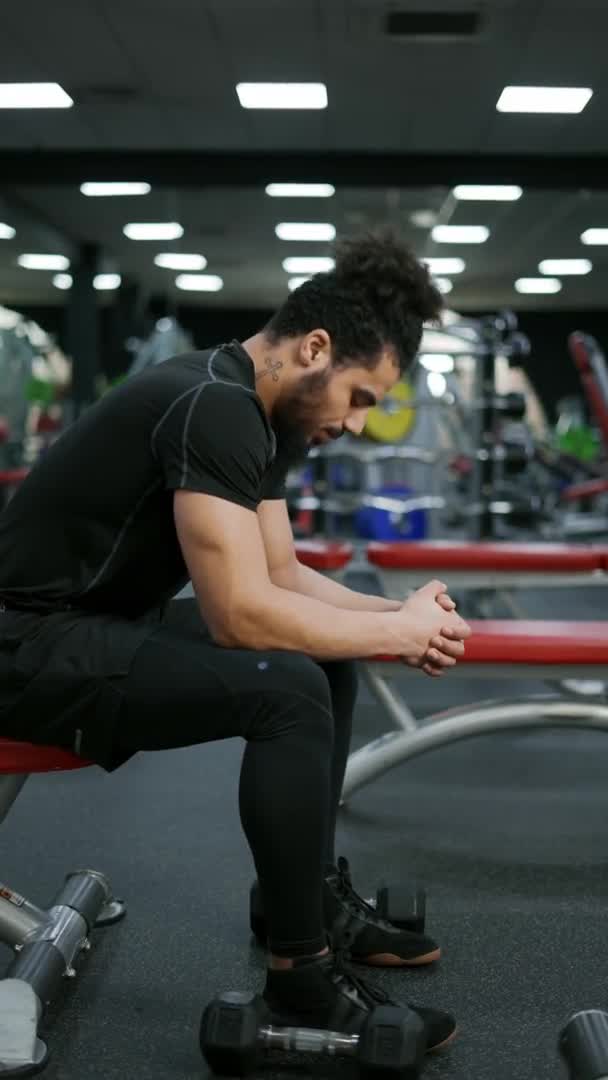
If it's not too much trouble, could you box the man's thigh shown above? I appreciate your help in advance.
[115,602,327,754]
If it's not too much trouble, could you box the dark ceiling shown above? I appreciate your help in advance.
[1,0,607,311]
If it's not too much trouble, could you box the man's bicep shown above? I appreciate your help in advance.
[174,490,271,643]
[257,498,299,583]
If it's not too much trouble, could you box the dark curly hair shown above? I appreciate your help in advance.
[265,230,443,374]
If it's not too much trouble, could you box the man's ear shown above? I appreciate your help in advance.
[299,329,332,369]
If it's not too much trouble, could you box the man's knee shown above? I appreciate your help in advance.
[264,651,332,710]
[245,652,333,741]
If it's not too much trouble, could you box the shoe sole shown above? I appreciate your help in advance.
[354,946,441,967]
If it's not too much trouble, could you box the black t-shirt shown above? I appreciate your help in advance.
[0,340,294,619]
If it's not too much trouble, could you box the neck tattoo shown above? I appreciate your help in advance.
[257,355,283,382]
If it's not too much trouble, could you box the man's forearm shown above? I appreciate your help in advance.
[274,561,403,612]
[219,581,408,660]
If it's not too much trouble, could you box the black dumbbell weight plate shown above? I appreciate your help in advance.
[358,1005,426,1080]
[201,992,264,1076]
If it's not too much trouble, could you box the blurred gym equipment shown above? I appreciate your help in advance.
[126,317,193,377]
[288,310,543,543]
[288,312,608,546]
[0,307,69,509]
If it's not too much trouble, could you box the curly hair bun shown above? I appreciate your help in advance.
[334,229,441,325]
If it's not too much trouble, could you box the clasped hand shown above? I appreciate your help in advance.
[401,580,472,678]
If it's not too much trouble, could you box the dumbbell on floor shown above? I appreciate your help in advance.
[249,880,427,945]
[368,882,427,935]
[200,991,426,1079]
[560,1009,608,1080]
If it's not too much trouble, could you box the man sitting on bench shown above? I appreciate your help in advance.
[0,232,470,1054]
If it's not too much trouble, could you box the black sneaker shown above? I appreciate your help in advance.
[264,948,456,1053]
[325,858,441,967]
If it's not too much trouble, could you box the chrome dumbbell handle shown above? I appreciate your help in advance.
[259,1024,359,1057]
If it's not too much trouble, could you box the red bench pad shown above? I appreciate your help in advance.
[295,540,354,570]
[367,541,606,572]
[0,468,29,487]
[375,619,608,665]
[0,739,93,774]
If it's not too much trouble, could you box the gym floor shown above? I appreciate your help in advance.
[2,583,607,1080]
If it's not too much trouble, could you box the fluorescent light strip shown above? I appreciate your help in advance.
[124,222,184,241]
[154,253,207,271]
[0,223,16,239]
[266,184,335,198]
[53,274,73,291]
[288,276,312,291]
[515,277,562,294]
[453,185,522,201]
[283,257,335,274]
[93,273,121,291]
[0,82,73,109]
[432,225,489,244]
[276,222,336,242]
[419,353,455,374]
[538,259,592,275]
[496,86,592,114]
[581,229,608,245]
[423,257,465,274]
[236,82,327,109]
[18,254,70,271]
[81,182,151,197]
[427,372,448,398]
[175,274,223,292]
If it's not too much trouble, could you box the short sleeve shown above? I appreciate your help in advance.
[259,441,309,502]
[152,382,272,511]
[258,454,289,501]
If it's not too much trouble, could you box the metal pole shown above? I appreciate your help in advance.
[66,243,100,420]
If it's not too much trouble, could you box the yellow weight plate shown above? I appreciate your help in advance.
[364,379,415,443]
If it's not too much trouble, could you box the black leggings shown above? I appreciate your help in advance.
[114,598,357,957]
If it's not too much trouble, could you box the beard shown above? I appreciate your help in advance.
[271,367,343,461]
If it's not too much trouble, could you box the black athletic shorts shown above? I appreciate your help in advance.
[0,605,159,771]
